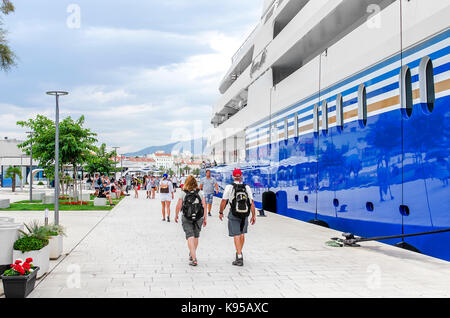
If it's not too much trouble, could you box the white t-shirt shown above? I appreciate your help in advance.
[222,182,253,202]
[180,176,186,184]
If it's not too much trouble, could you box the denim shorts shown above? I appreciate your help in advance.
[205,193,214,204]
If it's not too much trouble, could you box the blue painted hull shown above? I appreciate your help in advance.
[209,31,450,262]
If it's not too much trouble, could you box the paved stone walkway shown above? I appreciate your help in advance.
[29,191,450,298]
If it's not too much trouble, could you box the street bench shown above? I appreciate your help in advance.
[94,197,107,206]
[0,199,10,209]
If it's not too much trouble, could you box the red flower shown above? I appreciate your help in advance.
[15,260,22,265]
[25,258,33,263]
[23,263,31,271]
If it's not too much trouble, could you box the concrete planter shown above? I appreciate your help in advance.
[0,223,23,267]
[48,235,63,260]
[13,245,50,279]
[0,217,14,223]
[1,266,40,298]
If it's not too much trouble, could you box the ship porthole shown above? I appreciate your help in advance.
[419,56,435,114]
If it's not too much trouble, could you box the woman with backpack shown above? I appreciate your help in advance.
[159,174,174,222]
[175,175,207,266]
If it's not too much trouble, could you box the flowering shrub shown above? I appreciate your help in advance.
[60,201,88,205]
[2,258,36,277]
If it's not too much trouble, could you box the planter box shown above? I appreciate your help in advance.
[0,199,10,209]
[0,217,14,223]
[1,267,40,298]
[13,245,49,279]
[48,235,63,260]
[0,224,23,267]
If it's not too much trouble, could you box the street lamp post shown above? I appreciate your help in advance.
[26,131,34,202]
[112,147,120,179]
[46,91,69,226]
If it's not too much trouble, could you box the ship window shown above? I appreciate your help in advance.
[294,113,299,138]
[358,84,367,126]
[336,93,344,128]
[400,65,413,118]
[321,100,328,132]
[313,103,319,133]
[419,56,435,113]
[284,118,289,140]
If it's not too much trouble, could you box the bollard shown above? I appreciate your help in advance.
[44,208,49,226]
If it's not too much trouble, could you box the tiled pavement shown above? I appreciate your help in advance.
[28,191,450,298]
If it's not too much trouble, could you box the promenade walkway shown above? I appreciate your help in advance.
[29,191,450,298]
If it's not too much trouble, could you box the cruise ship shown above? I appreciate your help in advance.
[207,0,450,261]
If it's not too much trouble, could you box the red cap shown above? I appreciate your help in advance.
[232,169,242,178]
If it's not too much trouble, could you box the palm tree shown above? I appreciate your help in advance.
[6,166,22,192]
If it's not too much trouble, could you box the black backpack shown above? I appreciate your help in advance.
[230,183,251,231]
[182,190,204,224]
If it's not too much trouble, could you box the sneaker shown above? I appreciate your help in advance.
[189,253,193,261]
[162,218,166,221]
[167,217,170,222]
[232,254,244,266]
[208,212,212,217]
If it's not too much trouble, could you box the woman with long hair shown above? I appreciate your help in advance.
[175,175,207,266]
[159,174,174,221]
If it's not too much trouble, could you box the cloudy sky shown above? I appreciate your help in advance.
[0,0,263,153]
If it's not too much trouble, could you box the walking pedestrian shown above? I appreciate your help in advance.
[171,174,178,193]
[175,175,207,266]
[218,169,256,266]
[159,174,174,222]
[199,169,219,216]
[132,175,139,198]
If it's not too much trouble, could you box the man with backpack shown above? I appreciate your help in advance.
[175,175,207,266]
[219,169,256,266]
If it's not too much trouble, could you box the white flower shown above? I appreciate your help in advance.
[29,268,34,272]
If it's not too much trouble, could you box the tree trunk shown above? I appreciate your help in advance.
[73,164,77,201]
[12,175,16,192]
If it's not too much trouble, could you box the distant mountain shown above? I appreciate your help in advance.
[124,138,208,157]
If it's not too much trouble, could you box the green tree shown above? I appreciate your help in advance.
[85,144,118,176]
[17,114,97,198]
[192,168,200,176]
[6,166,21,192]
[0,0,16,72]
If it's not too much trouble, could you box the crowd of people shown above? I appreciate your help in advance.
[88,169,256,268]
[90,173,130,206]
[122,169,257,267]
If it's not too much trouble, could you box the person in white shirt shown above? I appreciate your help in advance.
[171,175,178,193]
[219,169,256,266]
[159,174,174,222]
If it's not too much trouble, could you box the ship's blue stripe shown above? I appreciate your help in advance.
[247,60,450,142]
[247,30,450,133]
[247,52,450,138]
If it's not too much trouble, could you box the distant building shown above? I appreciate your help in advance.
[0,138,39,187]
[148,151,173,170]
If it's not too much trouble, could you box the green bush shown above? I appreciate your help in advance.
[13,236,48,253]
[37,181,44,185]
